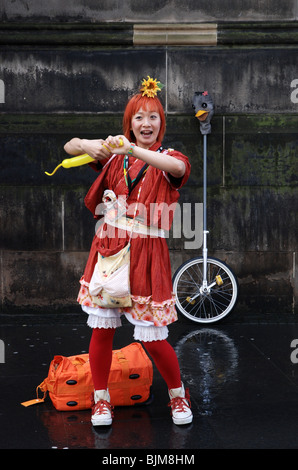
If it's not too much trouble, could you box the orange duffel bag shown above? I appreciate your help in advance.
[22,342,153,411]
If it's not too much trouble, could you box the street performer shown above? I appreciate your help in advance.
[64,76,193,427]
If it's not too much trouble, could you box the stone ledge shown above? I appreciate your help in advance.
[133,23,217,46]
[0,22,297,46]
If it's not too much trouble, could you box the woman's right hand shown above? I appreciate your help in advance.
[80,139,112,161]
[64,138,112,161]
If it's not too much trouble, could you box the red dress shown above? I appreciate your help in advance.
[77,141,191,327]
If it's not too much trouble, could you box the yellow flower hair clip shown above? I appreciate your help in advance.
[140,76,165,98]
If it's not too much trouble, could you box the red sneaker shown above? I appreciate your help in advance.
[91,390,114,426]
[168,383,193,425]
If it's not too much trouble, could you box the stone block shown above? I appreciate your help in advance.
[0,250,88,312]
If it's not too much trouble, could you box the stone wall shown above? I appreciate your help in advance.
[0,1,297,318]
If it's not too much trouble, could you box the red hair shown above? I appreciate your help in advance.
[122,94,166,143]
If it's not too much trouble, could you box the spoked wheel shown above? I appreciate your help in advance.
[172,257,238,324]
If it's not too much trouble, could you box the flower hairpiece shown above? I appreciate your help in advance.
[140,76,165,98]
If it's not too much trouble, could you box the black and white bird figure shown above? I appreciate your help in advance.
[192,91,214,135]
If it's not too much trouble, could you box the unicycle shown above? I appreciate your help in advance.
[172,91,238,324]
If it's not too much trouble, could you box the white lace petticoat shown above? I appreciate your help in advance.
[82,305,169,342]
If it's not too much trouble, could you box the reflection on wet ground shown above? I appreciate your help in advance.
[1,313,298,450]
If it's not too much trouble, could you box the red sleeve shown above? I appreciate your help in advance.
[165,149,191,189]
[88,157,110,172]
[84,154,117,218]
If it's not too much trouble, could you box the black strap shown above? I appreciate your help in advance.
[127,162,148,195]
[125,146,163,196]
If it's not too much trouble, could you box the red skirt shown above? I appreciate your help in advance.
[77,223,178,327]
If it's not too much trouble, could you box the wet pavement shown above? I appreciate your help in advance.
[1,312,298,452]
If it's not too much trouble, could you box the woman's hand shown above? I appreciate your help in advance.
[64,138,112,161]
[81,139,112,161]
[104,135,130,155]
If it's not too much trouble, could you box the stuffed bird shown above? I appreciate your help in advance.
[192,91,214,135]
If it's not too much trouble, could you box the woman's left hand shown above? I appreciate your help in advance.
[104,135,130,155]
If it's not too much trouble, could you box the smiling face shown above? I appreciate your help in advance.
[122,94,166,146]
[131,107,161,149]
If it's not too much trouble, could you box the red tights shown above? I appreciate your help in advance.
[89,327,181,391]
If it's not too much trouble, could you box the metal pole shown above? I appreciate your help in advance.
[202,134,208,285]
[203,134,207,232]
[192,90,214,288]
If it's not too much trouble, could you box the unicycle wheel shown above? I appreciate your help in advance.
[172,256,238,324]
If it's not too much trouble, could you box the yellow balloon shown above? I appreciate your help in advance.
[45,154,94,176]
[45,139,123,176]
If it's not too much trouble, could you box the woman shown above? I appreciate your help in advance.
[64,76,193,426]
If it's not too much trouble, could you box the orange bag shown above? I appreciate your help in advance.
[22,342,153,411]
